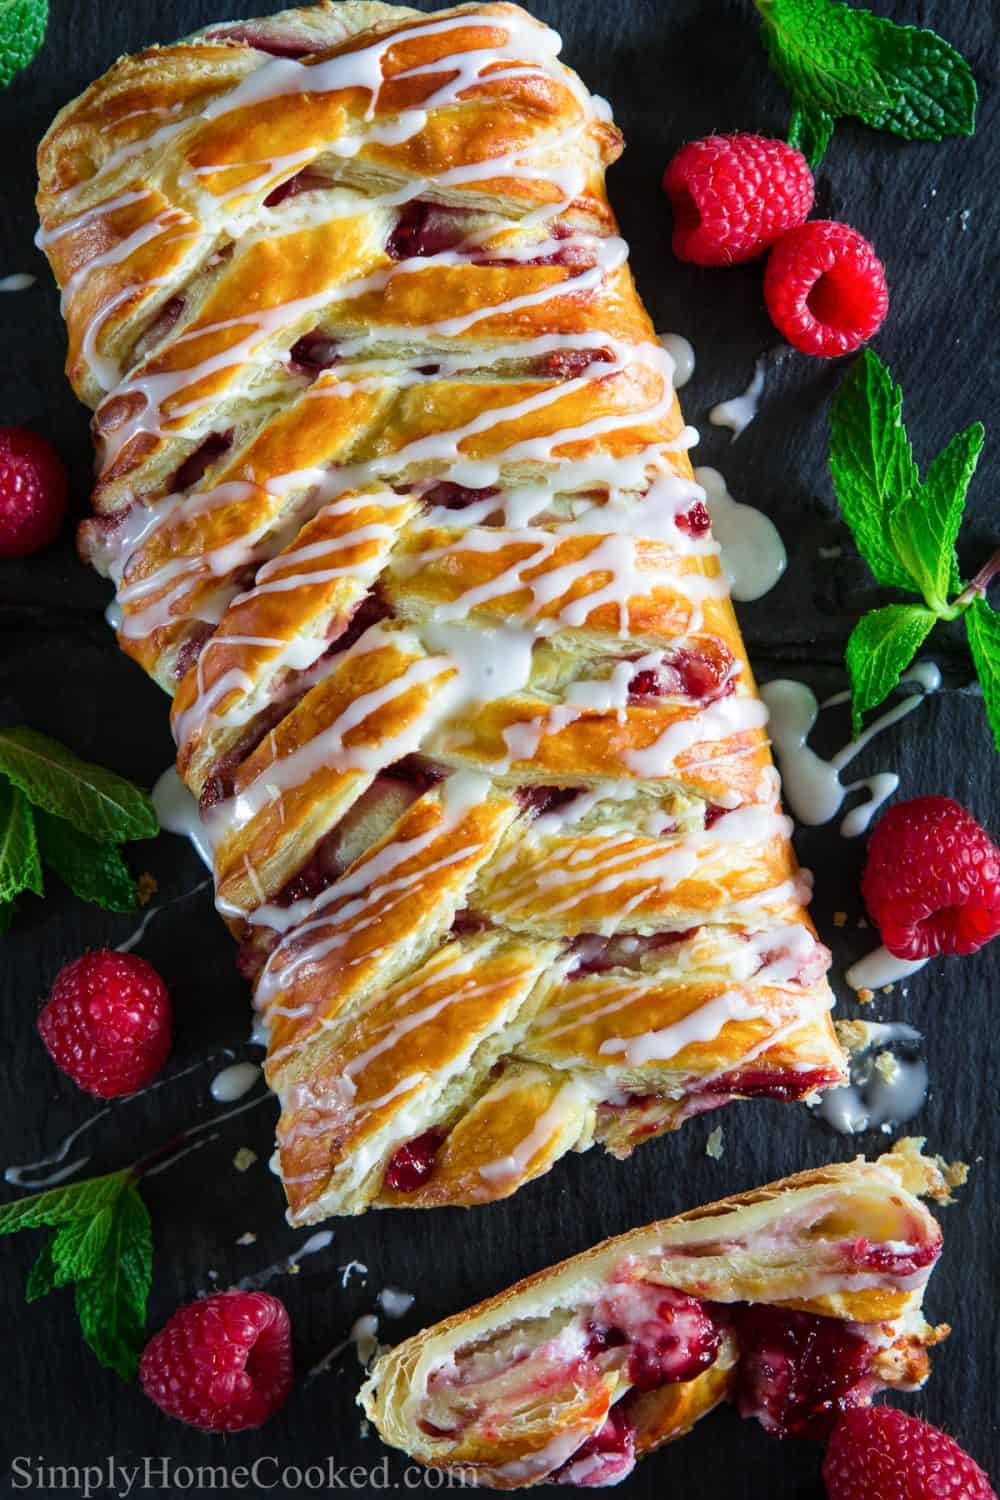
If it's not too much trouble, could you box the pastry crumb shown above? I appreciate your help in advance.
[137,872,158,907]
[833,911,847,928]
[873,1050,901,1085]
[705,1126,724,1160]
[881,984,894,995]
[236,1231,257,1246]
[887,1137,971,1203]
[836,1019,871,1055]
[233,1146,258,1172]
[856,987,874,1005]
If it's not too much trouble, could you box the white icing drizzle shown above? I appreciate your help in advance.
[657,332,695,388]
[377,1286,415,1318]
[152,766,215,867]
[845,947,928,992]
[0,273,36,292]
[209,1061,262,1102]
[761,663,941,833]
[695,466,786,603]
[709,357,766,439]
[811,1023,926,1134]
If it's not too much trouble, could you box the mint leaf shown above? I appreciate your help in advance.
[755,0,976,165]
[859,15,977,141]
[0,778,42,903]
[846,604,937,736]
[966,597,1000,754]
[758,0,888,123]
[51,1206,115,1286]
[0,728,158,844]
[35,809,139,913]
[889,422,985,612]
[25,1237,58,1302]
[75,1186,152,1382]
[0,0,48,88]
[830,350,919,590]
[0,1168,131,1234]
[788,103,834,167]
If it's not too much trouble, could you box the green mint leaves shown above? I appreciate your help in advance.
[830,350,1000,745]
[0,0,48,87]
[0,728,158,929]
[0,1168,153,1380]
[754,0,977,166]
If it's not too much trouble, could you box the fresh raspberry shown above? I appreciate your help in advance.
[0,426,68,558]
[140,1292,293,1432]
[37,951,172,1097]
[763,220,888,357]
[823,1407,997,1500]
[663,134,813,266]
[862,797,1000,960]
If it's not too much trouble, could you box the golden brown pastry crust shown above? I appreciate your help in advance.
[38,0,845,1222]
[360,1145,950,1488]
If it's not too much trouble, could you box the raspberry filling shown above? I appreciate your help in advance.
[627,643,736,703]
[288,328,340,373]
[516,785,581,819]
[532,347,615,380]
[385,201,473,261]
[843,1238,939,1279]
[384,1130,444,1192]
[169,430,233,492]
[570,928,698,978]
[675,499,711,536]
[725,1304,873,1440]
[204,24,318,56]
[421,481,499,512]
[554,1405,637,1488]
[701,1065,842,1103]
[589,1281,721,1390]
[263,168,335,208]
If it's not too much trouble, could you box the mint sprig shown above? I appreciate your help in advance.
[830,349,1000,744]
[754,0,977,167]
[0,1167,152,1380]
[0,0,48,88]
[0,728,159,929]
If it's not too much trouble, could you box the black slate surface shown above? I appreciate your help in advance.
[1,1,998,1495]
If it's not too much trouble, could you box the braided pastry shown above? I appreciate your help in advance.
[361,1142,952,1487]
[37,1,846,1223]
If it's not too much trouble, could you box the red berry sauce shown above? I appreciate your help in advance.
[169,430,233,492]
[627,644,736,703]
[590,1281,721,1391]
[675,499,711,536]
[385,201,472,261]
[288,329,341,374]
[724,1303,873,1439]
[421,481,499,512]
[554,1404,637,1487]
[384,1130,444,1192]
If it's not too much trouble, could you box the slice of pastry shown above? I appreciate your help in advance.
[361,1142,953,1488]
[36,0,846,1222]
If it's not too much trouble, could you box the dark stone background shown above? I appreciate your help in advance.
[0,1,997,1494]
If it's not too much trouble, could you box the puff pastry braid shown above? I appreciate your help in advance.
[37,0,846,1222]
[361,1143,952,1488]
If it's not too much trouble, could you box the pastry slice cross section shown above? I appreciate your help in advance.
[361,1142,953,1488]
